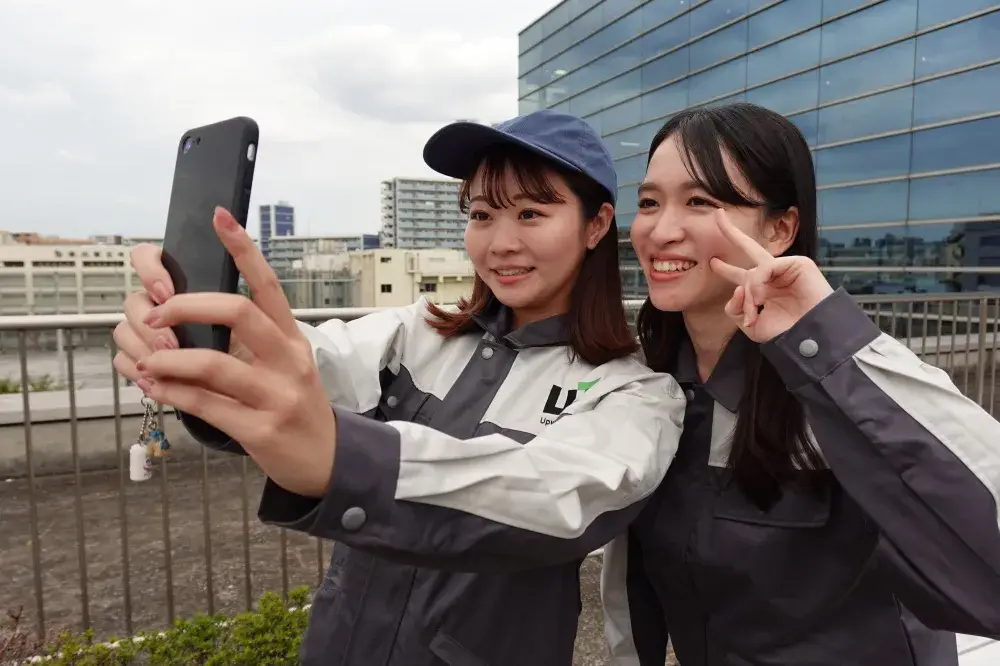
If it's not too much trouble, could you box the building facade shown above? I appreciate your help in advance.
[267,234,380,274]
[518,0,1000,296]
[380,178,466,250]
[259,201,296,261]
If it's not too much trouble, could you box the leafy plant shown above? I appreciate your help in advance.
[5,587,312,665]
[0,374,63,394]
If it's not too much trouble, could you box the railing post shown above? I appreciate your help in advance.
[978,297,988,407]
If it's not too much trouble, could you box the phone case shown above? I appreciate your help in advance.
[160,116,259,450]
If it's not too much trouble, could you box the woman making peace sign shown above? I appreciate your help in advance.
[602,102,1000,665]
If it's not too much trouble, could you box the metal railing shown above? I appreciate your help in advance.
[1,293,999,645]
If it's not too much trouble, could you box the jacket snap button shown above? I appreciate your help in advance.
[341,507,367,532]
[798,338,819,358]
[481,346,495,360]
[386,396,399,408]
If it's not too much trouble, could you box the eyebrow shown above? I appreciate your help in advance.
[637,179,702,196]
[468,193,533,205]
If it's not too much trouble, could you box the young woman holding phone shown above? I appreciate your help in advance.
[113,110,685,665]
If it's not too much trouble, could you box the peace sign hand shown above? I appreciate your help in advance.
[708,209,834,343]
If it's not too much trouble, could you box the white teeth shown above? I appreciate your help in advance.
[496,268,531,276]
[652,260,696,273]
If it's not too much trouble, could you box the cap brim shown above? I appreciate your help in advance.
[422,121,586,181]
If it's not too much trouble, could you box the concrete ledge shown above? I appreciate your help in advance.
[0,386,174,426]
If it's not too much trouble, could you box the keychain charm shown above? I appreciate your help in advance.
[129,396,170,482]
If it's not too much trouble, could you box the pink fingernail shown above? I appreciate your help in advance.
[144,308,162,327]
[151,281,172,303]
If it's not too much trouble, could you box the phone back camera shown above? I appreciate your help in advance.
[183,137,194,154]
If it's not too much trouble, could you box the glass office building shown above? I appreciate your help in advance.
[518,0,1000,296]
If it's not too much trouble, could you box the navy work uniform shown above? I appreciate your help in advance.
[602,289,1000,665]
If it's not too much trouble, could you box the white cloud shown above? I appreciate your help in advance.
[0,0,542,238]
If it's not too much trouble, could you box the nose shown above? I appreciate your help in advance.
[489,219,523,254]
[647,208,685,246]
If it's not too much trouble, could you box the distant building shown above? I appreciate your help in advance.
[259,201,295,261]
[268,234,379,274]
[380,178,465,250]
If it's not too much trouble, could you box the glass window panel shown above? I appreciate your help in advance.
[909,169,1000,220]
[540,2,572,38]
[605,120,660,160]
[747,28,821,86]
[641,79,690,122]
[519,92,541,115]
[747,69,819,115]
[817,87,914,145]
[896,222,992,269]
[822,0,871,20]
[691,21,749,71]
[689,58,747,105]
[818,181,910,226]
[815,134,912,186]
[749,0,823,48]
[600,97,643,135]
[641,46,691,90]
[789,110,819,146]
[913,64,1000,126]
[618,183,641,210]
[640,12,691,60]
[821,0,918,62]
[615,154,648,184]
[641,0,690,26]
[818,225,912,267]
[588,39,645,85]
[519,44,543,73]
[603,0,646,25]
[519,23,544,55]
[699,91,747,108]
[819,40,915,103]
[918,0,998,29]
[911,116,1000,174]
[915,11,1000,78]
[690,0,749,37]
[571,69,642,117]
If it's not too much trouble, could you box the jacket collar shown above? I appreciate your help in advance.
[470,296,571,349]
[674,330,748,414]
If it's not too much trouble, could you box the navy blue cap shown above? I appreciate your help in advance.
[422,109,619,205]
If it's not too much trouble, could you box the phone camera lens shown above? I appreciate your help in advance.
[183,137,194,154]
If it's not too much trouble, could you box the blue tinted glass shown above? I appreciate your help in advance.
[640,12,691,60]
[818,181,910,226]
[749,0,823,48]
[913,64,1000,126]
[690,0,749,37]
[900,222,988,269]
[700,91,747,108]
[616,154,648,184]
[821,0,918,62]
[519,22,543,54]
[519,92,541,115]
[641,0,689,27]
[605,120,659,159]
[641,47,691,89]
[747,69,819,115]
[915,11,1000,78]
[571,69,643,117]
[603,0,645,24]
[912,116,1000,173]
[600,97,642,134]
[641,79,690,121]
[815,134,912,186]
[747,28,821,86]
[822,0,871,20]
[588,39,644,84]
[819,40,916,103]
[618,183,640,209]
[691,20,749,71]
[909,169,1000,220]
[788,110,819,146]
[519,44,543,73]
[689,58,747,105]
[817,87,914,145]
[818,224,911,267]
[551,100,571,114]
[539,2,572,38]
[918,0,998,29]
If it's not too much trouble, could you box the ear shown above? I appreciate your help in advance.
[585,202,615,250]
[763,206,799,257]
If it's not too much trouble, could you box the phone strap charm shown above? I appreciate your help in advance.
[129,396,170,482]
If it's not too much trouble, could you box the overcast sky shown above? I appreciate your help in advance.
[0,0,546,239]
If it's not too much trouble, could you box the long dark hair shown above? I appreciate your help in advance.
[426,143,638,366]
[636,102,823,509]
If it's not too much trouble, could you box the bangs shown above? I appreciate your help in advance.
[664,111,764,209]
[459,146,568,212]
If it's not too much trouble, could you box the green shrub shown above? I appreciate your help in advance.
[14,587,311,665]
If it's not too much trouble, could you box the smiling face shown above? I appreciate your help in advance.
[462,153,613,326]
[630,133,799,316]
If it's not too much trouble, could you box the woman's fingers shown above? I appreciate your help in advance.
[123,290,178,350]
[129,244,175,305]
[141,378,260,445]
[138,348,271,408]
[725,285,745,321]
[709,257,747,285]
[143,292,286,363]
[715,209,776,268]
[113,350,142,383]
[112,317,154,366]
[212,208,300,339]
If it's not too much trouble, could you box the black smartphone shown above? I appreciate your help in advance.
[160,116,258,449]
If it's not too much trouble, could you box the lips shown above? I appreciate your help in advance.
[493,267,534,276]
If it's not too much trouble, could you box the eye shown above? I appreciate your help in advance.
[519,208,542,220]
[638,197,658,209]
[687,196,717,207]
[469,210,490,221]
